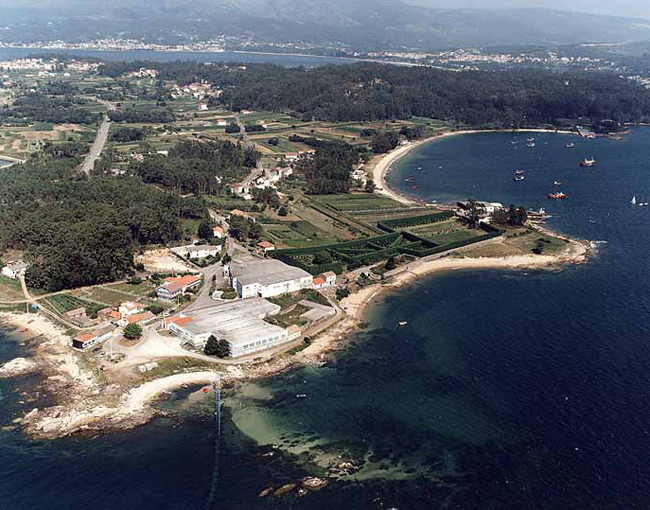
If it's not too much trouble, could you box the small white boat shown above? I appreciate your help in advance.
[527,142,535,148]
[631,195,637,205]
[554,181,562,186]
[398,321,408,327]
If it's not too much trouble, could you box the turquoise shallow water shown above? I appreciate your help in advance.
[3,129,650,508]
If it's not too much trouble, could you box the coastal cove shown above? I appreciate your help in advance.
[3,129,650,508]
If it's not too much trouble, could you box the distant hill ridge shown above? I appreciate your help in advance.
[3,0,650,49]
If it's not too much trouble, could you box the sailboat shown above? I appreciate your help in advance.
[644,197,649,207]
[631,195,637,205]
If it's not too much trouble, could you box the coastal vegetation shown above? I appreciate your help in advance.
[132,139,258,195]
[100,61,650,127]
[0,153,198,291]
[0,92,101,125]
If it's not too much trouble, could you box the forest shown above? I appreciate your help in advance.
[132,139,259,195]
[0,154,200,291]
[101,60,650,126]
[0,93,100,125]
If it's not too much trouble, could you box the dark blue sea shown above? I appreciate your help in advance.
[0,48,357,68]
[3,129,650,509]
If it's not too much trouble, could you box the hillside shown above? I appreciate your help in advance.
[4,0,650,50]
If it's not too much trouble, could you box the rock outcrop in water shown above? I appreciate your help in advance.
[0,357,39,378]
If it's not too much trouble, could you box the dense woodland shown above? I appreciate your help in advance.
[0,93,100,125]
[109,105,175,124]
[297,144,360,194]
[133,140,258,195]
[101,61,650,126]
[0,154,200,291]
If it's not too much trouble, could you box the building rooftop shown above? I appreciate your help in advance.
[4,260,28,272]
[178,298,284,347]
[232,259,312,287]
[160,275,202,293]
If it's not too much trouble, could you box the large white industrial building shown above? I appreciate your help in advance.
[164,298,301,358]
[230,258,313,299]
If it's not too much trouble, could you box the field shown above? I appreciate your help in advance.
[0,276,25,301]
[315,194,404,212]
[44,293,99,314]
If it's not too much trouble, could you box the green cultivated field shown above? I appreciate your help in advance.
[316,194,403,212]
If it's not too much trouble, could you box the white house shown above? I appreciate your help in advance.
[171,244,220,260]
[198,103,208,111]
[313,271,337,289]
[213,226,225,239]
[322,271,337,286]
[118,301,145,319]
[71,324,117,351]
[157,275,202,301]
[1,260,28,280]
[257,241,276,254]
[216,119,228,126]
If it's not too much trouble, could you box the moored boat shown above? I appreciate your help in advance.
[565,143,575,148]
[547,192,567,200]
[580,158,596,167]
[513,175,525,181]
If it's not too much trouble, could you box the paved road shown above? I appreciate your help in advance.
[232,112,265,188]
[80,115,111,174]
[80,99,115,175]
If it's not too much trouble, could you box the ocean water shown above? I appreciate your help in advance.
[0,48,357,68]
[3,129,650,508]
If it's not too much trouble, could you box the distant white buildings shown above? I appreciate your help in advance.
[230,259,313,299]
[1,260,28,280]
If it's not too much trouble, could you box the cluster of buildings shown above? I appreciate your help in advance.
[170,81,220,100]
[0,57,100,76]
[171,244,220,261]
[5,38,226,53]
[162,256,338,357]
[70,301,155,351]
[232,166,293,199]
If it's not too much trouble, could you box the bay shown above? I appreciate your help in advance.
[3,129,650,508]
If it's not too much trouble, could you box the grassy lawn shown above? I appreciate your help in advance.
[426,229,481,245]
[408,218,468,238]
[505,230,569,255]
[106,281,156,296]
[75,287,132,307]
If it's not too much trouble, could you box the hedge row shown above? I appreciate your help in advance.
[377,211,454,232]
[272,252,344,275]
[399,230,502,257]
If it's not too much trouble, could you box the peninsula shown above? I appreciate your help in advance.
[0,55,600,440]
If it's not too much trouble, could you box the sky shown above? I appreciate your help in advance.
[407,0,650,19]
